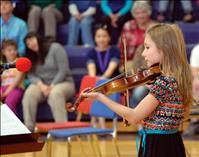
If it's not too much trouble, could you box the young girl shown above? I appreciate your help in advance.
[82,23,193,157]
[0,40,25,115]
[87,24,120,79]
[86,24,120,128]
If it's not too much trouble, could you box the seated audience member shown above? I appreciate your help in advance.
[100,0,133,44]
[118,1,155,61]
[86,24,120,128]
[191,44,199,104]
[22,32,75,131]
[0,0,28,56]
[156,0,194,22]
[129,45,149,109]
[67,0,96,47]
[0,40,25,115]
[27,0,63,38]
[127,45,149,131]
[87,24,120,79]
[183,43,199,136]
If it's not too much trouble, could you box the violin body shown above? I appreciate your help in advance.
[66,65,161,112]
[104,65,161,95]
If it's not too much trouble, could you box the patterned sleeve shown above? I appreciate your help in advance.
[149,76,172,103]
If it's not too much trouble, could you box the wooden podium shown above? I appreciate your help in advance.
[0,133,44,155]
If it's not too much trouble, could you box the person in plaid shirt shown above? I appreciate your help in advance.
[118,1,155,60]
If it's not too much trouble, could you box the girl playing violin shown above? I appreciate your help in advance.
[82,23,193,157]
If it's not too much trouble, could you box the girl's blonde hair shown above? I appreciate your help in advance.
[146,23,193,118]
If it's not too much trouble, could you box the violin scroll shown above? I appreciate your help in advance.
[66,102,76,112]
[66,88,91,112]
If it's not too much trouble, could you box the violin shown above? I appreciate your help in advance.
[66,64,161,112]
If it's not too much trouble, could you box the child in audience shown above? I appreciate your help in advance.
[0,40,25,115]
[87,24,120,79]
[86,24,120,128]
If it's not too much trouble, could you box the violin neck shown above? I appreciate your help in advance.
[92,72,125,92]
[73,95,85,109]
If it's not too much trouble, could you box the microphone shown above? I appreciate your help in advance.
[0,57,32,72]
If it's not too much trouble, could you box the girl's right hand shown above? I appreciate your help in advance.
[99,76,107,80]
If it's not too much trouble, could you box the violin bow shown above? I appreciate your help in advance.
[121,34,130,126]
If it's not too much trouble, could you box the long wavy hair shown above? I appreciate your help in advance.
[146,23,193,118]
[24,32,54,71]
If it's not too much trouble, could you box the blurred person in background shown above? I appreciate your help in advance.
[191,44,199,104]
[22,32,75,131]
[86,24,120,128]
[156,0,194,22]
[87,24,120,79]
[100,0,133,44]
[183,43,199,137]
[0,0,28,56]
[118,1,155,61]
[0,40,25,115]
[27,0,63,38]
[67,0,96,47]
[128,45,148,110]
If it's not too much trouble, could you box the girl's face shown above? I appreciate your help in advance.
[134,8,150,25]
[142,34,163,67]
[26,37,39,52]
[3,45,17,62]
[95,29,110,48]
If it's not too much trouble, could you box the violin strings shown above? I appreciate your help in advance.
[94,70,133,91]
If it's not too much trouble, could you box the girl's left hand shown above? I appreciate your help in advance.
[99,76,107,80]
[81,92,102,101]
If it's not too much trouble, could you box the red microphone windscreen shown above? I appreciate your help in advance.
[16,57,32,72]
